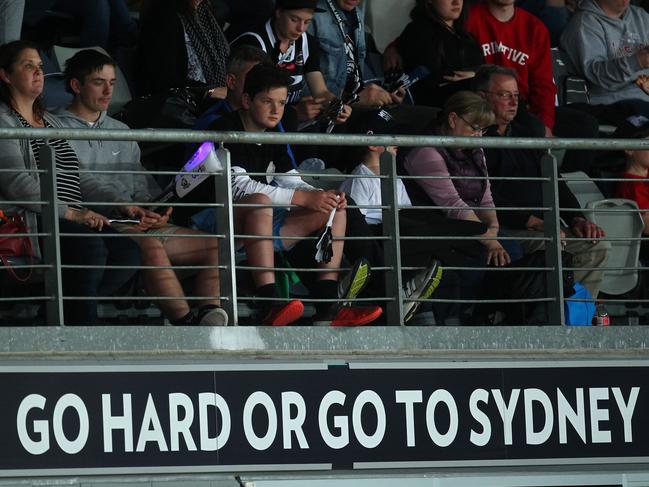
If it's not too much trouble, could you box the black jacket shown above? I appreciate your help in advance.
[484,117,583,229]
[136,1,226,97]
[395,17,483,108]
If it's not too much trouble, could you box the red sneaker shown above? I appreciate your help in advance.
[261,300,304,326]
[313,305,383,327]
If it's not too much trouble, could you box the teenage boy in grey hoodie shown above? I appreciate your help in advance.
[56,49,228,326]
[560,0,649,112]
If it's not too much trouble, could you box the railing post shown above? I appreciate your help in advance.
[38,145,64,326]
[541,151,565,325]
[214,146,238,325]
[379,150,404,326]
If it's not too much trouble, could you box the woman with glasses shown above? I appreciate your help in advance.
[390,0,484,108]
[403,91,513,267]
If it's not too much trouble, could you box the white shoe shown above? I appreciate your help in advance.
[197,306,229,326]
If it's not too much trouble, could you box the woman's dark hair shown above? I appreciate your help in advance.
[410,0,468,34]
[0,40,44,117]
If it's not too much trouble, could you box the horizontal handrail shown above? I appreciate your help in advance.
[0,126,648,150]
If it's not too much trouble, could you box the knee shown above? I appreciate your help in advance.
[593,240,612,265]
[585,240,612,260]
[570,239,611,266]
[248,193,272,205]
[138,237,168,264]
[198,232,219,253]
[248,193,273,217]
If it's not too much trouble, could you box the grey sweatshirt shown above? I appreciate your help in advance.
[54,109,160,206]
[560,0,649,105]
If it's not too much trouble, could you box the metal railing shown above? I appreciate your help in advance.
[1,127,649,326]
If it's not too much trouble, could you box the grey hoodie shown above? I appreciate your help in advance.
[560,0,649,105]
[55,109,160,206]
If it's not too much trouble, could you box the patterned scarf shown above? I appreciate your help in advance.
[179,1,229,86]
[325,0,363,103]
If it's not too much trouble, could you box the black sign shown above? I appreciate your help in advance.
[2,361,648,476]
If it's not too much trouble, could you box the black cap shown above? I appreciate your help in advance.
[613,115,649,139]
[276,0,326,12]
[364,109,407,136]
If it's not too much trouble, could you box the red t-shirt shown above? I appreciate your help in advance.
[617,172,649,212]
[466,2,556,130]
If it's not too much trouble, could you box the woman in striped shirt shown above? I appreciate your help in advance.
[0,40,141,325]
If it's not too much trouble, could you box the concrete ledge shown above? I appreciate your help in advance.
[0,326,647,359]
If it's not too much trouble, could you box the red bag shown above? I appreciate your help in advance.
[0,214,34,282]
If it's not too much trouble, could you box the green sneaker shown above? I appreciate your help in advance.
[337,258,371,306]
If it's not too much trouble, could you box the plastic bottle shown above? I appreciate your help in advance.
[593,303,610,326]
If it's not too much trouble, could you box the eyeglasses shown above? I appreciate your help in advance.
[482,90,521,101]
[458,114,488,135]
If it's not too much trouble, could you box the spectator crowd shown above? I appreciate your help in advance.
[2,0,649,326]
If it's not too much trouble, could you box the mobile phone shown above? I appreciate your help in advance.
[108,218,141,225]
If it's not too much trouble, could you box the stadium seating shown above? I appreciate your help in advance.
[586,198,644,295]
[52,45,132,114]
[564,171,644,296]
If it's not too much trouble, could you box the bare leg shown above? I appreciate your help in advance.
[234,193,275,287]
[134,234,190,321]
[161,228,221,309]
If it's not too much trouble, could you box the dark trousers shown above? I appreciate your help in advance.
[398,208,486,267]
[394,208,486,322]
[58,219,141,324]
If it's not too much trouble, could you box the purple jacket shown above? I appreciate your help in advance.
[404,146,494,220]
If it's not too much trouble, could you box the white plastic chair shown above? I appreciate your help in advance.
[562,170,605,208]
[52,45,132,115]
[563,171,643,295]
[586,198,644,295]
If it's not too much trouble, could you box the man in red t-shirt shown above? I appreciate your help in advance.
[466,0,556,135]
[465,0,600,174]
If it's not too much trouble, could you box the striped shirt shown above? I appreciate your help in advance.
[231,20,321,105]
[14,111,83,210]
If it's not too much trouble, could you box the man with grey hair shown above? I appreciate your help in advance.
[476,65,610,298]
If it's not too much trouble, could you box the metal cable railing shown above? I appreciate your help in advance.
[0,128,648,326]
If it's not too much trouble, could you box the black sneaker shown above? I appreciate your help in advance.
[337,258,371,306]
[403,260,443,323]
